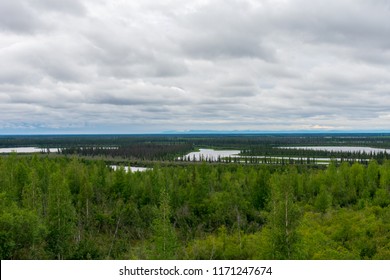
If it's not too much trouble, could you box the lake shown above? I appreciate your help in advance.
[281,146,390,154]
[109,165,150,172]
[181,148,372,165]
[0,147,59,153]
[181,149,241,161]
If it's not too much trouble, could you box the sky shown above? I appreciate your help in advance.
[1,0,390,134]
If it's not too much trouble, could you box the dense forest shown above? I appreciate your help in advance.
[2,133,390,149]
[2,134,390,162]
[1,154,390,260]
[60,143,193,161]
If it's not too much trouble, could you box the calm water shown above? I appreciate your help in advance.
[282,146,390,153]
[0,147,59,153]
[181,148,372,164]
[181,149,241,161]
[109,165,150,172]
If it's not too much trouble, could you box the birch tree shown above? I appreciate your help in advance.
[268,173,301,259]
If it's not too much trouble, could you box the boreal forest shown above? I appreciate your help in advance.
[1,134,390,259]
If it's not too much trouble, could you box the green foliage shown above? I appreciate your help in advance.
[267,172,302,259]
[1,155,390,259]
[150,189,178,259]
[315,185,332,213]
[298,207,390,259]
[184,226,261,260]
[46,171,76,259]
[373,189,390,207]
[22,170,43,215]
[0,195,47,259]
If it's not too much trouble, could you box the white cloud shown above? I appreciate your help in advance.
[1,0,390,133]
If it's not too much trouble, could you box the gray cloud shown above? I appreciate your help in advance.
[0,1,42,33]
[0,0,86,34]
[1,0,390,133]
[31,0,86,15]
[177,0,276,61]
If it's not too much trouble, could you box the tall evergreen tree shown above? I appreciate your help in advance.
[151,189,178,259]
[47,171,76,259]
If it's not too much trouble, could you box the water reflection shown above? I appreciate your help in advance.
[282,146,390,153]
[181,149,240,161]
[0,147,58,153]
[109,165,150,172]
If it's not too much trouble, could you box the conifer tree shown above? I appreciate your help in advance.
[47,171,76,259]
[151,189,178,259]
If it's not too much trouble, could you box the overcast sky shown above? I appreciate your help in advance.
[1,0,390,134]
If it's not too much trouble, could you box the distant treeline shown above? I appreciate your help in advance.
[2,134,390,162]
[61,143,193,161]
[0,135,191,148]
[2,133,390,149]
[241,147,390,162]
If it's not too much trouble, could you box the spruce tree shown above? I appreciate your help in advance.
[151,189,178,259]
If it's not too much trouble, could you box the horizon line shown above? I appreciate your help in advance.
[1,130,390,136]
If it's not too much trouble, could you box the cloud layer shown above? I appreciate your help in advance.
[1,0,390,133]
